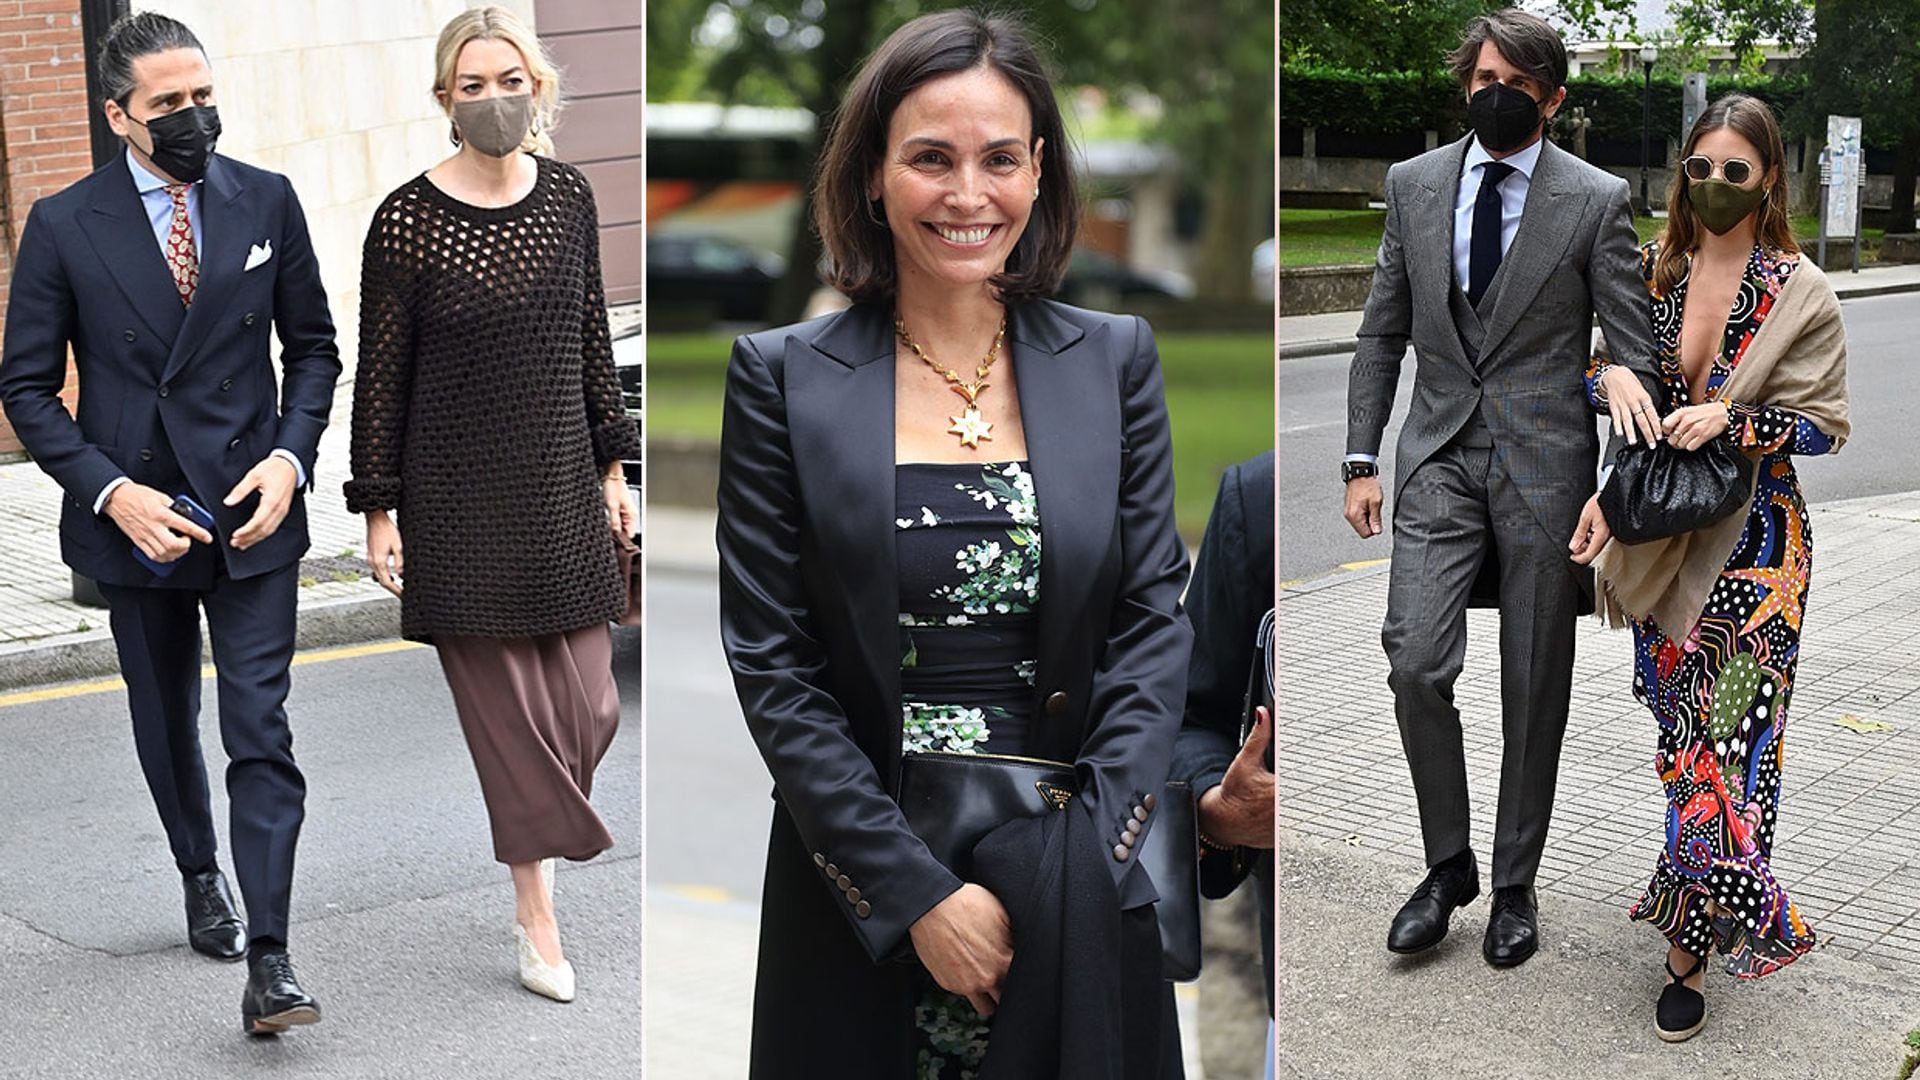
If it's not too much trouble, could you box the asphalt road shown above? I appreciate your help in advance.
[1278,291,1920,583]
[0,626,641,1079]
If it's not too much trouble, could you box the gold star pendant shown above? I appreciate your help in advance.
[948,406,994,448]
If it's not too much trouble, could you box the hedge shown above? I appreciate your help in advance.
[1282,64,1817,147]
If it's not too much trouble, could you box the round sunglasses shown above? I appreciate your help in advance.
[1681,154,1757,185]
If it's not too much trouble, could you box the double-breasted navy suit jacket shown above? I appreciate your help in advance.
[717,299,1195,967]
[0,154,340,588]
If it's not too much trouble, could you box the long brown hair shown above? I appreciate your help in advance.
[1654,93,1797,296]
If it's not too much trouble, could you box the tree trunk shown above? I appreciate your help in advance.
[770,0,878,325]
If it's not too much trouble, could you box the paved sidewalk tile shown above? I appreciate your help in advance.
[1279,489,1920,977]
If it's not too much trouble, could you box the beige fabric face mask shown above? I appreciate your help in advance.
[452,94,534,158]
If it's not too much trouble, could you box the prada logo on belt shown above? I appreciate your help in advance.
[1035,782,1075,810]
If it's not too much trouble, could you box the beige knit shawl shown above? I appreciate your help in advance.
[1594,258,1852,636]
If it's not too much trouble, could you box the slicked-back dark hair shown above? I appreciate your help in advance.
[97,11,206,110]
[814,8,1078,305]
[1447,8,1567,91]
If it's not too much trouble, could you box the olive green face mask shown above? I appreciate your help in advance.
[1691,178,1770,235]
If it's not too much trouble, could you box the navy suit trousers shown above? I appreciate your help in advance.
[98,559,305,945]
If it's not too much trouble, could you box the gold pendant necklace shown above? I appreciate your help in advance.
[896,316,1005,449]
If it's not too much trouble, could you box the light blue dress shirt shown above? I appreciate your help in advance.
[94,149,305,514]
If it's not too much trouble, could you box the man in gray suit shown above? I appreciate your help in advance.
[1342,9,1663,968]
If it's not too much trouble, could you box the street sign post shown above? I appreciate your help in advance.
[1824,115,1864,273]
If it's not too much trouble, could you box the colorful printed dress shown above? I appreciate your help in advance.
[895,460,1041,1079]
[1587,243,1837,977]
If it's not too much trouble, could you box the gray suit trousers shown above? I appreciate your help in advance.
[1382,444,1583,888]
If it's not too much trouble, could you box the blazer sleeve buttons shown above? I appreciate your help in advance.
[1132,805,1149,823]
[813,853,827,868]
[1112,844,1131,862]
[122,329,136,342]
[855,900,872,918]
[1143,793,1158,812]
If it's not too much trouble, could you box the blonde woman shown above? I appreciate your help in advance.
[344,7,638,1003]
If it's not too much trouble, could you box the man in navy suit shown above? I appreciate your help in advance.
[0,12,338,1034]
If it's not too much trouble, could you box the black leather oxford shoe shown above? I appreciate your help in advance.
[183,869,246,961]
[1387,849,1480,954]
[1483,885,1539,967]
[241,952,321,1036]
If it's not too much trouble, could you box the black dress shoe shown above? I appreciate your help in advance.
[1656,953,1707,1042]
[1387,849,1480,954]
[241,952,321,1036]
[183,869,246,961]
[1483,885,1539,967]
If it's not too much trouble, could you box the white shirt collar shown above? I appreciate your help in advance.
[1462,133,1546,181]
[125,146,197,194]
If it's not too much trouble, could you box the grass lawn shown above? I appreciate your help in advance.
[1279,206,1888,268]
[645,331,1274,537]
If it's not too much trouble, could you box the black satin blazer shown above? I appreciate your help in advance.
[717,298,1194,968]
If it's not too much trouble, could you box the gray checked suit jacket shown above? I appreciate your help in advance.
[1346,135,1660,550]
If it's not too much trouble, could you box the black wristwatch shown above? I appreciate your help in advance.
[1341,460,1378,483]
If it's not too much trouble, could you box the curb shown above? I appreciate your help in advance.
[0,591,401,692]
[1275,275,1920,361]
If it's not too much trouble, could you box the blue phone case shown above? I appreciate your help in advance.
[133,493,216,578]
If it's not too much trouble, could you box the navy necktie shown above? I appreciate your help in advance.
[1467,160,1516,307]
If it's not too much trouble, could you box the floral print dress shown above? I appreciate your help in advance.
[1587,243,1837,977]
[895,460,1041,1080]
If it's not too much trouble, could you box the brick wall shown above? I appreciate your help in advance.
[0,0,94,457]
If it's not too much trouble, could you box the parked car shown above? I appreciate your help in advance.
[646,233,785,323]
[1056,248,1194,310]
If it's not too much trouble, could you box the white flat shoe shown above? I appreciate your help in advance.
[514,922,575,1003]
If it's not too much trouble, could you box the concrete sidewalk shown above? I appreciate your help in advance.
[1278,260,1920,358]
[1276,488,1920,1076]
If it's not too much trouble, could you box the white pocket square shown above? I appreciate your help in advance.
[244,241,273,271]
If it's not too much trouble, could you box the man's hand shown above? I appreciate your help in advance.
[1343,475,1384,538]
[364,510,404,598]
[1662,403,1732,451]
[1197,706,1275,850]
[104,481,214,562]
[908,883,1014,1018]
[224,455,298,550]
[1569,492,1612,565]
[1599,365,1662,446]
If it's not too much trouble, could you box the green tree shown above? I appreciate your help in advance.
[1802,0,1920,231]
[1282,0,1504,73]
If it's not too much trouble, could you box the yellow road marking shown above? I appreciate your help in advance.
[0,639,422,709]
[1339,558,1390,571]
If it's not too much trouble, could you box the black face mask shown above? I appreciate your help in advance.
[132,105,221,183]
[1467,82,1544,154]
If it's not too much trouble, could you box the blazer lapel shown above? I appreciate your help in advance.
[785,304,901,708]
[1406,138,1477,377]
[164,156,247,382]
[77,163,186,346]
[1010,301,1106,740]
[1478,140,1586,361]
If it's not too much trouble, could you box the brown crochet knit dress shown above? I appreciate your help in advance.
[345,155,636,864]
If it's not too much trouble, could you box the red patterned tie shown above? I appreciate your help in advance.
[163,182,198,307]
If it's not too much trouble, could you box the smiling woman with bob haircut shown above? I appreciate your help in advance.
[717,8,1192,1078]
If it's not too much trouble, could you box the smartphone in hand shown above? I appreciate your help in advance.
[133,494,216,578]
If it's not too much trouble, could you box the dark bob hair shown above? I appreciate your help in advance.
[814,9,1078,305]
